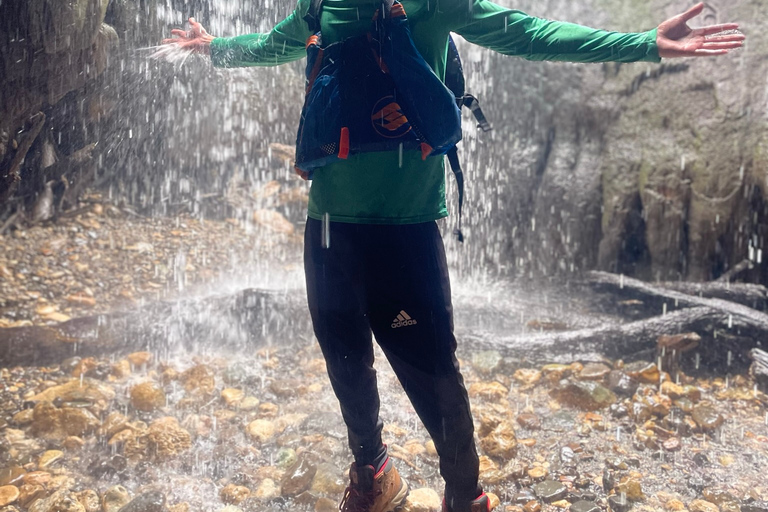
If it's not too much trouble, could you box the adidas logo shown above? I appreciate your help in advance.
[391,310,417,328]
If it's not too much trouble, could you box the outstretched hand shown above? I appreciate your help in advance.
[161,17,215,54]
[657,3,745,58]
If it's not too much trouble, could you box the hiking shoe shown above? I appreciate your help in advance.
[443,492,492,512]
[339,457,408,512]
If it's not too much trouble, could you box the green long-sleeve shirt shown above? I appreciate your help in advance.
[210,0,660,224]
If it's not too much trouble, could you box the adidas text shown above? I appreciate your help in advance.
[391,310,417,328]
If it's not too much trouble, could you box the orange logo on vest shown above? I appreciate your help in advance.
[371,97,412,138]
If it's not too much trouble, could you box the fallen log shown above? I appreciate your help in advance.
[460,305,762,373]
[656,281,768,311]
[586,271,768,331]
[461,307,717,364]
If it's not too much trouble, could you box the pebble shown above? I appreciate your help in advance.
[579,363,612,381]
[533,481,567,503]
[571,501,601,512]
[471,351,503,375]
[253,479,279,500]
[38,450,64,469]
[691,404,725,431]
[513,490,537,505]
[0,468,25,487]
[689,500,720,512]
[276,448,298,469]
[221,388,244,406]
[238,396,260,411]
[523,500,542,512]
[74,490,100,512]
[513,369,542,387]
[220,484,250,505]
[246,419,276,443]
[314,497,337,512]
[662,437,682,452]
[608,494,632,512]
[665,499,686,511]
[550,380,617,410]
[479,421,518,458]
[115,491,166,512]
[606,371,638,397]
[129,382,166,412]
[517,413,541,430]
[617,476,644,501]
[102,486,131,512]
[22,472,50,487]
[11,410,33,427]
[0,487,19,508]
[468,382,509,401]
[625,361,661,384]
[280,458,317,496]
[403,488,441,512]
[310,464,346,495]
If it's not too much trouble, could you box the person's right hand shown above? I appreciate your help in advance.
[161,17,216,54]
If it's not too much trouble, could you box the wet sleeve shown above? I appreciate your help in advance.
[209,0,311,67]
[447,0,660,63]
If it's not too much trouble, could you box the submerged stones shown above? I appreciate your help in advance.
[0,342,765,512]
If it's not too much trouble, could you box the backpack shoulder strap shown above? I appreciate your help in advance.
[304,0,324,33]
[446,147,465,243]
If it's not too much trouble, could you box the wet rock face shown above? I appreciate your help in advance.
[457,0,768,282]
[0,0,117,135]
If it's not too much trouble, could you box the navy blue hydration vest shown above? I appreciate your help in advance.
[295,0,491,241]
[294,0,461,178]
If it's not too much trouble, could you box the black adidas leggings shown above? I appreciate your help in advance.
[304,217,481,502]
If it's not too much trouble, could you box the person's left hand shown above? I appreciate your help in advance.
[657,2,745,58]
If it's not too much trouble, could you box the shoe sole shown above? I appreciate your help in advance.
[388,479,410,512]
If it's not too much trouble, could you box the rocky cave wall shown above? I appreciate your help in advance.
[454,0,768,283]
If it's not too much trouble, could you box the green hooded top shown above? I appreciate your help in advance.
[210,0,660,224]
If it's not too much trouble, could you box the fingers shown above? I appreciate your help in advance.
[679,2,705,22]
[160,38,181,45]
[704,33,746,42]
[692,48,730,56]
[696,23,741,36]
[170,29,187,37]
[700,41,744,51]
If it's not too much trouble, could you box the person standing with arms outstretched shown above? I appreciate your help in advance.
[163,3,743,512]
